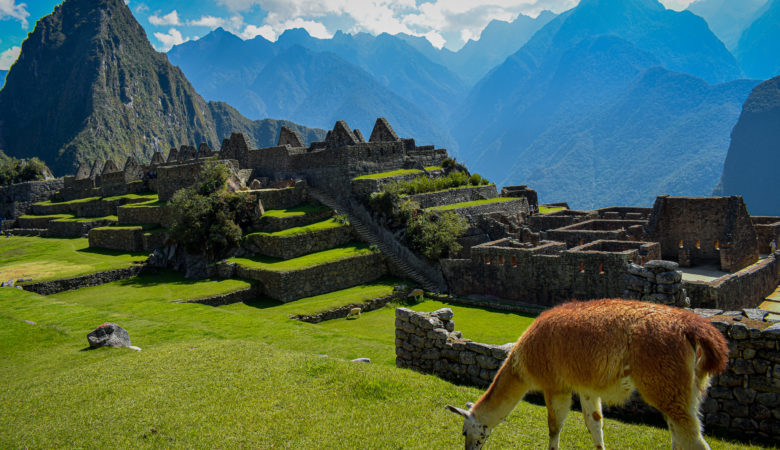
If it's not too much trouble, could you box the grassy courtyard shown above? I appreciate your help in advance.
[0,236,146,282]
[0,236,768,448]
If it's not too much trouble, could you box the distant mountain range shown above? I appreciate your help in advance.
[449,0,755,208]
[736,0,780,80]
[687,0,767,50]
[0,70,6,88]
[714,75,780,216]
[0,0,323,175]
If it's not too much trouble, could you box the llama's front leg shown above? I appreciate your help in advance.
[544,392,571,450]
[580,394,605,449]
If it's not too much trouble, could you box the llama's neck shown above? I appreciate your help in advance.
[471,355,529,428]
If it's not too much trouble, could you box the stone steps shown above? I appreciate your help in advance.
[759,283,780,322]
[308,187,442,292]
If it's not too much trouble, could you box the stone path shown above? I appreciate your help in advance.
[759,283,780,322]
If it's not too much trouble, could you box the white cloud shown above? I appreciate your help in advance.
[0,0,29,28]
[135,3,149,14]
[149,10,180,26]
[0,45,20,70]
[153,28,188,51]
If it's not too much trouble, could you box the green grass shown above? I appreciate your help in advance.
[273,278,402,317]
[246,217,345,238]
[33,196,101,206]
[426,197,516,212]
[18,213,73,220]
[261,203,330,218]
[102,193,158,202]
[91,226,143,231]
[401,183,495,198]
[353,168,423,180]
[53,215,118,223]
[120,199,166,208]
[424,166,443,171]
[227,243,375,272]
[539,205,565,214]
[0,236,146,282]
[0,273,764,449]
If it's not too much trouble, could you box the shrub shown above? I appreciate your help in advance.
[0,150,52,186]
[405,211,468,260]
[168,163,255,260]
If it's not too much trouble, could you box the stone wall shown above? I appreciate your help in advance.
[292,287,412,323]
[351,171,424,199]
[21,265,145,295]
[46,217,117,237]
[442,239,652,307]
[595,206,653,220]
[546,219,646,248]
[622,260,685,305]
[0,179,64,220]
[250,181,308,210]
[406,185,497,209]
[143,230,169,252]
[118,204,165,225]
[218,252,387,302]
[684,252,780,310]
[753,217,780,254]
[645,196,759,272]
[242,224,353,260]
[156,159,239,201]
[444,198,529,224]
[88,227,144,252]
[528,209,595,232]
[179,285,263,306]
[255,208,333,232]
[396,307,780,444]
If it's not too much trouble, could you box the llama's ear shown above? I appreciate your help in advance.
[446,405,470,417]
[465,402,474,409]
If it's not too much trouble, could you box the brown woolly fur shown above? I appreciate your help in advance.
[448,299,730,450]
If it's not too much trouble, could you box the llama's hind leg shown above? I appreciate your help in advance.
[580,393,605,449]
[544,391,571,450]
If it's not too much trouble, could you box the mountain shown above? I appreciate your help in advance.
[169,28,457,150]
[0,0,323,175]
[451,0,752,209]
[687,0,767,50]
[0,70,6,89]
[736,0,780,80]
[396,11,557,85]
[714,76,780,216]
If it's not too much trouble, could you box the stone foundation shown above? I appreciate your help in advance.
[242,224,353,259]
[406,185,497,209]
[21,265,146,295]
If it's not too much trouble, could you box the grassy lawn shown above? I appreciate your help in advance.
[18,213,73,220]
[33,196,101,206]
[120,199,166,208]
[353,168,423,180]
[102,193,158,202]
[425,196,516,212]
[268,277,401,317]
[424,165,443,171]
[246,217,345,238]
[53,214,118,223]
[227,243,375,272]
[261,203,330,218]
[0,273,763,449]
[538,205,565,214]
[91,225,144,231]
[0,236,146,282]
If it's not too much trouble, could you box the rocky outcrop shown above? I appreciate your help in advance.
[87,323,132,348]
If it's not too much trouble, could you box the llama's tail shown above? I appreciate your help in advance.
[683,315,729,375]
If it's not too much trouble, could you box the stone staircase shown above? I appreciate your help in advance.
[308,187,446,292]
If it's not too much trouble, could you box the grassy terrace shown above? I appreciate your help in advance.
[0,236,146,282]
[261,203,330,218]
[425,196,516,212]
[102,193,158,202]
[18,213,73,220]
[538,205,566,214]
[33,195,101,206]
[120,199,166,208]
[53,214,118,223]
[91,225,143,231]
[227,243,375,272]
[246,217,345,238]
[400,183,495,198]
[0,269,761,448]
[353,168,423,180]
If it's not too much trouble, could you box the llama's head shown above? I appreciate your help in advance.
[446,403,491,450]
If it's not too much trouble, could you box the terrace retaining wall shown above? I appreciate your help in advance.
[21,265,146,295]
[406,185,497,209]
[179,285,263,306]
[0,179,64,220]
[243,224,353,259]
[396,308,780,444]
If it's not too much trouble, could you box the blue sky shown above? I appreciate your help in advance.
[0,0,696,70]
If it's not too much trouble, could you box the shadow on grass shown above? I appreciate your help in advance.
[75,247,147,258]
[242,297,284,309]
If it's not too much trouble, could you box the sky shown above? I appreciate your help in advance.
[0,0,699,70]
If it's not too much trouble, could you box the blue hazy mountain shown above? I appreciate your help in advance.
[396,11,557,85]
[736,0,780,80]
[452,0,752,208]
[247,45,453,149]
[169,27,463,149]
[714,75,780,215]
[0,70,6,89]
[687,0,767,50]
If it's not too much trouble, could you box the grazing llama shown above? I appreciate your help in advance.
[447,299,728,450]
[346,307,361,319]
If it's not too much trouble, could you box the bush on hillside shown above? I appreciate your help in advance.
[168,163,255,260]
[0,150,52,186]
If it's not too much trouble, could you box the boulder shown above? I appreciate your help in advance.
[351,358,371,363]
[644,260,679,272]
[87,323,132,348]
[432,308,454,321]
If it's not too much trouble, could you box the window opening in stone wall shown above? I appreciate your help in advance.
[678,239,684,248]
[485,255,491,265]
[598,262,604,274]
[498,255,504,265]
[714,240,719,250]
[579,261,585,273]
[511,256,517,266]
[578,238,583,246]
[696,240,701,249]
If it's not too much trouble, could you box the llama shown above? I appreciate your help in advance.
[408,288,424,301]
[447,299,729,450]
[346,307,361,319]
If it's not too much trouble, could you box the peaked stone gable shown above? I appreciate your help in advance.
[326,121,360,148]
[167,148,179,163]
[89,159,105,179]
[369,117,400,142]
[74,161,91,180]
[150,151,165,166]
[102,159,119,174]
[278,126,305,147]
